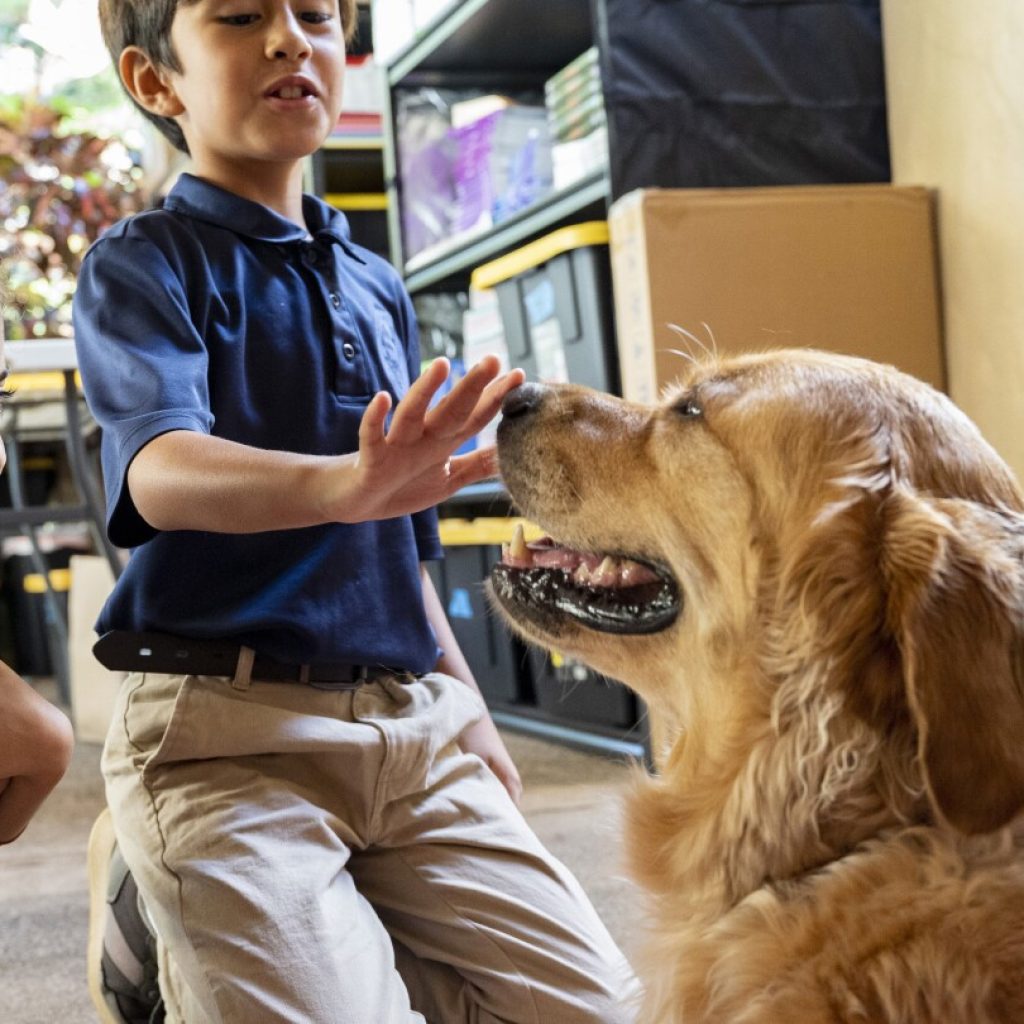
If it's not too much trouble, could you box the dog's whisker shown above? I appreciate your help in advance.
[666,322,715,362]
[700,321,719,358]
[661,346,699,368]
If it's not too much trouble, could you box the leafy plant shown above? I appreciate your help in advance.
[0,98,145,339]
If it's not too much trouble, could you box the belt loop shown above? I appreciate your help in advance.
[232,645,255,691]
[299,664,311,684]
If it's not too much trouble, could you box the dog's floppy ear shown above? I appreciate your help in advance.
[882,489,1024,834]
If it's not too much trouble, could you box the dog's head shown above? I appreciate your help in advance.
[491,349,1024,845]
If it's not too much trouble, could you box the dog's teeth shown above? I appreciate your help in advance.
[510,523,529,560]
[501,543,510,561]
[574,563,592,584]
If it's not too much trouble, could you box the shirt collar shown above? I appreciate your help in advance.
[163,173,365,263]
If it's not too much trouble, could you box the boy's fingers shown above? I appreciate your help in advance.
[456,369,528,440]
[358,391,392,459]
[446,447,500,491]
[425,356,503,434]
[388,359,450,442]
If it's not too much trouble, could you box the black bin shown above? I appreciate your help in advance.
[528,648,637,731]
[428,530,524,708]
[1,548,74,676]
[470,221,619,393]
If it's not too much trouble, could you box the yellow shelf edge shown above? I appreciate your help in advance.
[470,221,609,290]
[324,193,389,211]
[438,517,545,547]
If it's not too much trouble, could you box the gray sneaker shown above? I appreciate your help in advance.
[87,809,164,1024]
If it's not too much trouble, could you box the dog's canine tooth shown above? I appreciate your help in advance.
[510,523,529,560]
[595,556,618,584]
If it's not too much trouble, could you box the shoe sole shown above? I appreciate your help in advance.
[86,807,123,1024]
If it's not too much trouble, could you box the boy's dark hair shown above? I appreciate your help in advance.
[99,0,358,153]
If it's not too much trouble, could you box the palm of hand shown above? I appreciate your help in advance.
[344,356,524,521]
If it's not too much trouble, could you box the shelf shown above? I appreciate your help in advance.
[324,192,388,210]
[490,708,648,762]
[321,136,384,151]
[402,169,610,292]
[387,0,592,85]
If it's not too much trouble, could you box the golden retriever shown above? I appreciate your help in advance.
[489,349,1024,1023]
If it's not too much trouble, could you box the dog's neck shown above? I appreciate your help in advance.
[626,663,928,915]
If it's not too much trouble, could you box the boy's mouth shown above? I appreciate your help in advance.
[265,76,319,100]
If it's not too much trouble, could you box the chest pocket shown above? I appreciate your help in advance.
[375,307,411,396]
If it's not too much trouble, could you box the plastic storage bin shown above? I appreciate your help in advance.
[470,222,618,393]
[430,518,544,708]
[528,648,637,731]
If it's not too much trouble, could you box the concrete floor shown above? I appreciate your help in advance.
[0,692,645,1024]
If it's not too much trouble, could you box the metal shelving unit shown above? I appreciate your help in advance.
[378,1,648,760]
[381,0,606,291]
[403,169,609,292]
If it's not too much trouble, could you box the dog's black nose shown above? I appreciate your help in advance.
[501,382,546,420]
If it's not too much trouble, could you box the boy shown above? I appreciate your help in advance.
[74,0,638,1021]
[0,305,76,846]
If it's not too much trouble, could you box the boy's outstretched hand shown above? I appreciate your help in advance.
[335,356,525,523]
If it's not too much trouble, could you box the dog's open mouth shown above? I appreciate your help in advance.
[490,525,681,635]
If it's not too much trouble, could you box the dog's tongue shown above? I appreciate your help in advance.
[500,525,658,588]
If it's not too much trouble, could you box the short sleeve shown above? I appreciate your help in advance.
[73,230,214,548]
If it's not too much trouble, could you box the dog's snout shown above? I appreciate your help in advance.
[501,382,548,421]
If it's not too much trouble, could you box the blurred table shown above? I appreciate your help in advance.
[1,339,121,700]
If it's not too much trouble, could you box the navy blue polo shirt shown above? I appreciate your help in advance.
[73,173,443,673]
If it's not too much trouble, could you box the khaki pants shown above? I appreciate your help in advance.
[102,668,638,1023]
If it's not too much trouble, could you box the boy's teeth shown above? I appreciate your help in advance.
[277,86,305,99]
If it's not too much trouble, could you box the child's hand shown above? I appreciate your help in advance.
[459,714,524,806]
[334,356,525,522]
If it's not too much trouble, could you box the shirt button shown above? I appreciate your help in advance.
[330,292,341,309]
[342,342,356,360]
[303,247,319,268]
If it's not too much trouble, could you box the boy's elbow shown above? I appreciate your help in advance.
[39,708,74,778]
[35,702,75,783]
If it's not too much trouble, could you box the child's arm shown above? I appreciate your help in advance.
[127,356,522,534]
[0,662,75,845]
[420,565,523,806]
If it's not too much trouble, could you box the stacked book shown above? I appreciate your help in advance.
[544,47,608,190]
[330,54,384,142]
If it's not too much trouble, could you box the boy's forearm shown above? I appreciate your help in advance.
[127,430,355,533]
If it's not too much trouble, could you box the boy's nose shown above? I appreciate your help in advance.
[266,14,311,60]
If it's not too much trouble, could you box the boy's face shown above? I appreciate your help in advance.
[161,0,346,174]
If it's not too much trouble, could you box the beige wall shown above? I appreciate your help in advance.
[882,0,1024,482]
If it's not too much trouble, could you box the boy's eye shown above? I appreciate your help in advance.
[299,11,333,23]
[218,13,259,24]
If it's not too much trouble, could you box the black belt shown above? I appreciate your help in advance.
[92,631,404,685]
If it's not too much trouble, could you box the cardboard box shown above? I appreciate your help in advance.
[609,185,945,404]
[68,554,123,744]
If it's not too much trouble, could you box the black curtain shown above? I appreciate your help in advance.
[595,0,891,197]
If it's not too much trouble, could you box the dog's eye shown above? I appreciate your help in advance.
[674,397,703,419]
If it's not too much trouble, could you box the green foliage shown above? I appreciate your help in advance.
[0,100,146,340]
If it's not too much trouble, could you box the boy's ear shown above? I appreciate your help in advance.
[118,46,185,119]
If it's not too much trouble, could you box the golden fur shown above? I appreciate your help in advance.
[492,349,1024,1023]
